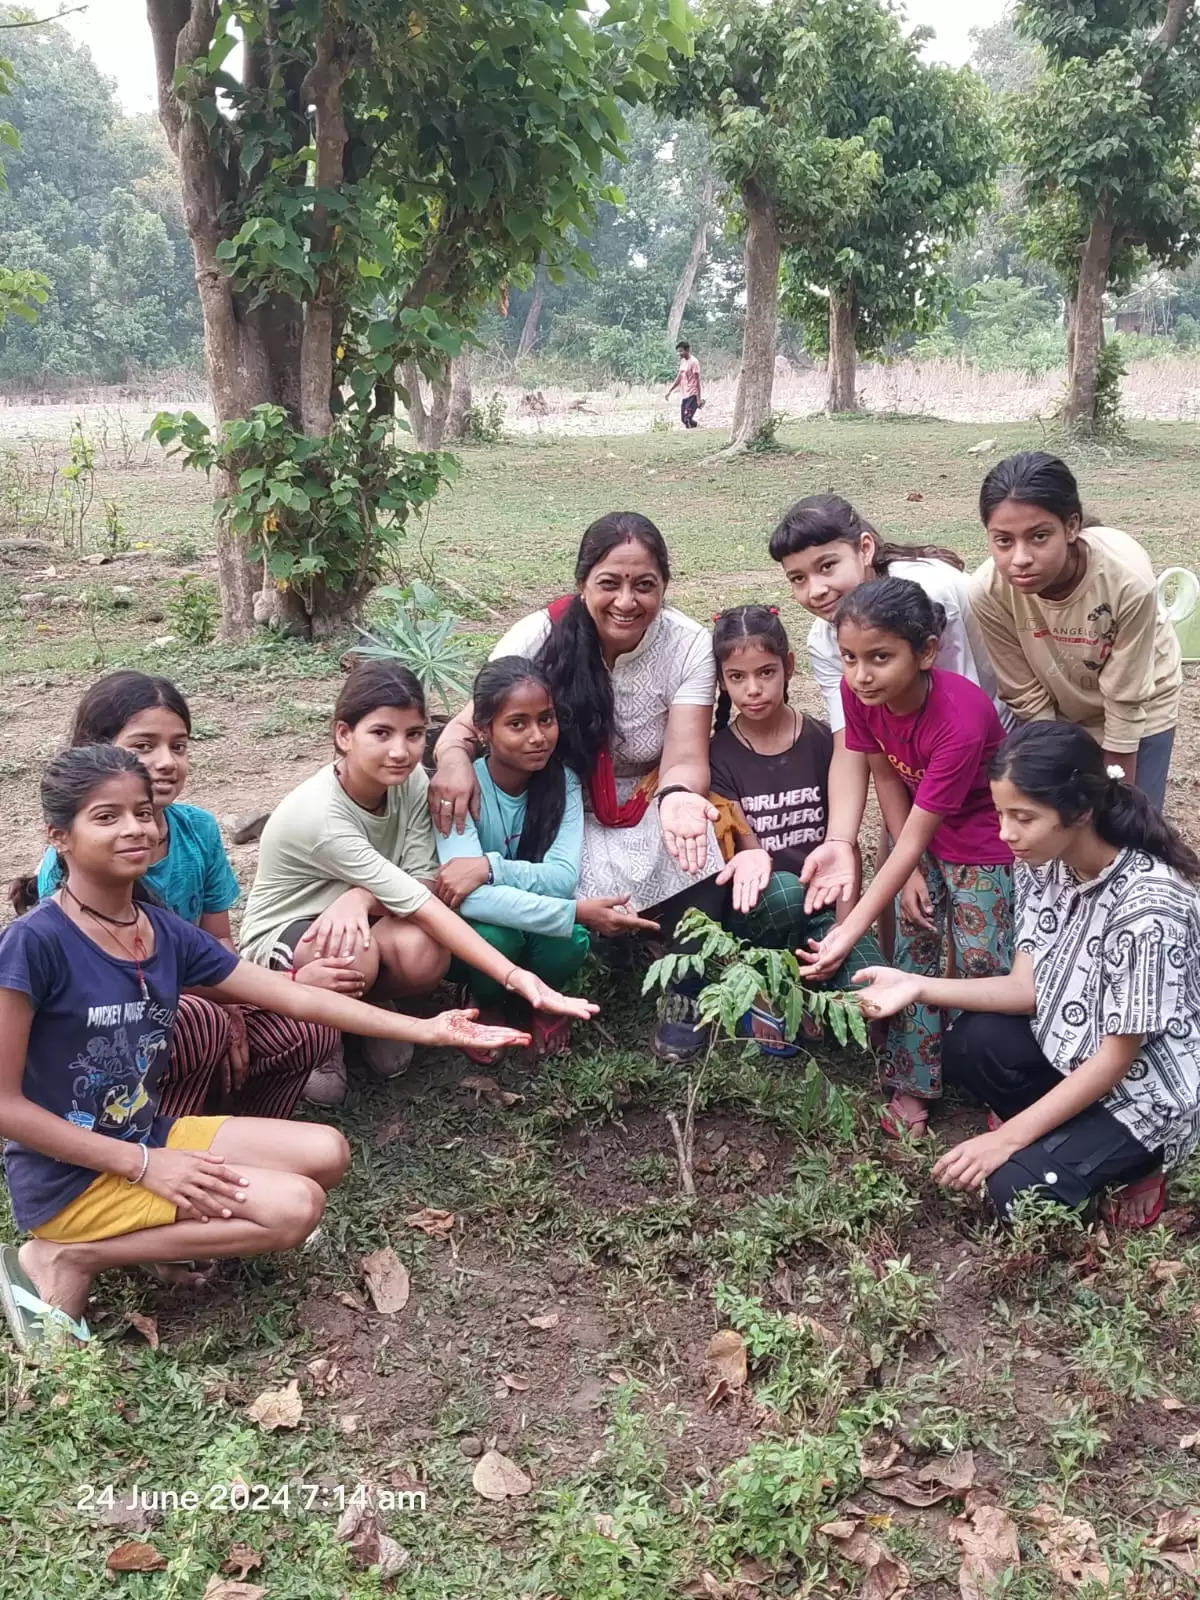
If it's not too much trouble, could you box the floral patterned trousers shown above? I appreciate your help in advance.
[884,857,1014,1100]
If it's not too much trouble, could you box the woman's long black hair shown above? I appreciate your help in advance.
[473,656,566,865]
[539,512,671,778]
[978,452,1086,528]
[991,722,1200,882]
[712,604,792,733]
[69,670,192,746]
[768,493,965,573]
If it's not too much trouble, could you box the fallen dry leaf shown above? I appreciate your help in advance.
[221,1544,263,1580]
[106,1541,166,1573]
[497,1373,530,1392]
[473,1448,533,1501]
[703,1328,748,1408]
[246,1378,303,1431]
[1161,1395,1185,1411]
[335,1289,367,1313]
[404,1206,456,1238]
[871,1451,976,1508]
[335,1494,409,1579]
[949,1498,1020,1600]
[458,1074,524,1108]
[820,1513,910,1600]
[522,1312,559,1330]
[1148,1259,1187,1284]
[361,1247,411,1314]
[305,1356,340,1395]
[1180,1431,1200,1450]
[1030,1504,1108,1588]
[126,1311,159,1350]
[201,1582,265,1600]
[859,1436,904,1480]
[1148,1508,1200,1550]
[746,1150,768,1173]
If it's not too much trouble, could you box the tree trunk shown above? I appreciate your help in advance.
[445,352,473,441]
[401,360,451,448]
[1063,295,1076,384]
[826,292,859,413]
[730,179,781,448]
[667,173,713,348]
[1062,203,1115,431]
[517,266,545,359]
[298,29,348,440]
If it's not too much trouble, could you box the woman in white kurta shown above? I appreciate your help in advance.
[430,512,722,1059]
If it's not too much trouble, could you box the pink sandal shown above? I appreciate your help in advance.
[1101,1170,1167,1231]
[880,1096,929,1140]
[532,1013,571,1058]
[986,1112,1003,1133]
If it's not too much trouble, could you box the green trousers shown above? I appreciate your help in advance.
[451,920,591,1009]
[729,870,885,991]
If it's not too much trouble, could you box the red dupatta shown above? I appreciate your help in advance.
[546,595,652,829]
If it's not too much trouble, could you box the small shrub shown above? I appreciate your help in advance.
[165,574,219,646]
[167,533,198,564]
[745,411,784,453]
[846,1252,939,1368]
[1069,1294,1154,1399]
[708,1433,860,1568]
[463,390,506,444]
[101,499,129,555]
[713,1283,849,1422]
[353,581,476,714]
[1091,338,1128,439]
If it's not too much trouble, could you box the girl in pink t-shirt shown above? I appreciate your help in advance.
[798,577,1014,1138]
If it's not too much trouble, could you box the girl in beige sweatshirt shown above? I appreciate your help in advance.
[969,452,1180,810]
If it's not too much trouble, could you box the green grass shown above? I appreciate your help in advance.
[3,414,1200,1596]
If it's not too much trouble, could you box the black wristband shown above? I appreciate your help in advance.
[656,784,692,806]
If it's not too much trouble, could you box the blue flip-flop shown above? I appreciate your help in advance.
[736,1003,804,1059]
[0,1244,90,1353]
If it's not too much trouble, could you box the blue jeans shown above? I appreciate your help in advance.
[1134,728,1174,812]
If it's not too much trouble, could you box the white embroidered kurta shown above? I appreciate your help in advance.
[490,606,720,908]
[1015,849,1200,1169]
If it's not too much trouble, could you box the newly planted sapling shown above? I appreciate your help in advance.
[642,908,870,1051]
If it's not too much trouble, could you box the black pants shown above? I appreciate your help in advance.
[681,396,699,428]
[944,1012,1159,1218]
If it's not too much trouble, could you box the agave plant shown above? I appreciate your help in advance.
[353,582,476,714]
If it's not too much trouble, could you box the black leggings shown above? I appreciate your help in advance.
[944,1011,1159,1218]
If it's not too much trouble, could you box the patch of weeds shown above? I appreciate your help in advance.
[167,532,200,563]
[723,1154,915,1265]
[1069,1293,1155,1400]
[714,1282,850,1422]
[1047,1399,1111,1492]
[976,1188,1088,1295]
[705,1397,895,1572]
[463,391,508,445]
[744,411,785,454]
[188,715,223,741]
[906,1402,976,1454]
[575,1195,699,1280]
[531,1045,673,1128]
[166,573,220,646]
[706,1226,780,1288]
[845,1251,940,1369]
[626,1152,672,1188]
[697,1049,862,1145]
[100,498,129,554]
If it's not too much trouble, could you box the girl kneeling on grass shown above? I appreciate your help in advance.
[433,657,656,1061]
[855,722,1200,1230]
[797,578,1014,1138]
[19,670,337,1122]
[707,604,883,1053]
[239,660,596,1105]
[0,746,533,1352]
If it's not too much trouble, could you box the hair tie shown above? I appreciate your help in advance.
[713,612,722,623]
[768,605,779,615]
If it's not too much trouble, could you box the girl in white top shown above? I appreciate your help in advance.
[768,493,1002,916]
[856,721,1200,1231]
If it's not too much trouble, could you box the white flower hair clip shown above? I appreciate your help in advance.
[1106,764,1125,780]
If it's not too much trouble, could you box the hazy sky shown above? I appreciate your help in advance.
[64,0,1012,114]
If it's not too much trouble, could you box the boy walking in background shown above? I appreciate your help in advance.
[666,340,702,428]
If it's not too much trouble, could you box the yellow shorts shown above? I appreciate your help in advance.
[32,1117,229,1244]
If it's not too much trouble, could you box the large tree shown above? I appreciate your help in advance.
[782,0,997,413]
[663,0,880,448]
[146,0,677,637]
[1013,0,1200,430]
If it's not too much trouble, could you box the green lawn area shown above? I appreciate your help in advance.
[1,413,1199,1598]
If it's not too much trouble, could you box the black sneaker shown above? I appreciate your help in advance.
[652,986,709,1062]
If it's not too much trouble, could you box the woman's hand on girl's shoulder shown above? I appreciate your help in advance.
[659,791,719,875]
[141,1146,249,1220]
[799,839,858,914]
[717,848,772,915]
[428,751,480,837]
[434,856,490,910]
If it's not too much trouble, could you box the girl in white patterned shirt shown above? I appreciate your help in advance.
[854,721,1200,1229]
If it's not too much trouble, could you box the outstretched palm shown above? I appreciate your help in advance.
[851,966,922,1019]
[432,1010,531,1050]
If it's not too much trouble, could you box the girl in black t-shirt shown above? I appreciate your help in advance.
[710,606,883,1052]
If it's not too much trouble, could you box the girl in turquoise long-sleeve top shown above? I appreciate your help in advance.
[434,657,656,1059]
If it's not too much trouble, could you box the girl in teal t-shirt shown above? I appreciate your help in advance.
[22,671,338,1121]
[434,657,652,1057]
